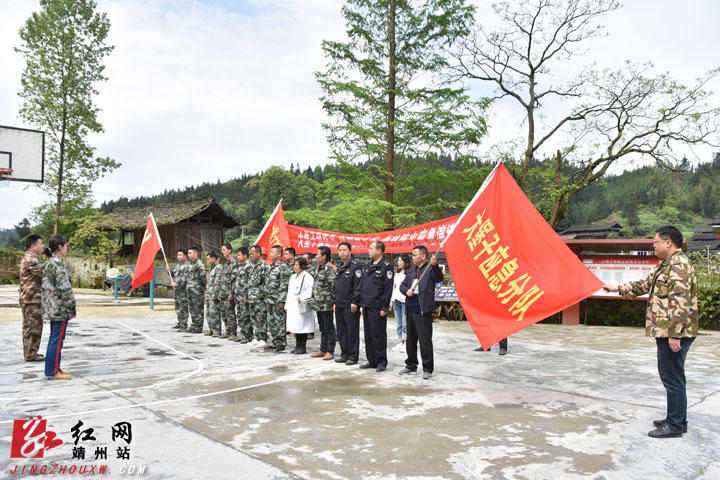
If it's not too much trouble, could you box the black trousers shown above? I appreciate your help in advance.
[317,310,336,353]
[363,307,387,368]
[657,337,694,430]
[335,306,360,361]
[405,311,434,373]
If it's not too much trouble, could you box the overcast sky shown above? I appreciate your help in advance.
[0,0,718,229]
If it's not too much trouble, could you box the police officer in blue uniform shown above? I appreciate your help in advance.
[333,242,363,365]
[355,241,394,372]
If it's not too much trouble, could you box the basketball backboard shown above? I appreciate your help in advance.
[0,125,44,183]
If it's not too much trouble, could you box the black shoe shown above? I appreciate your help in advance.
[375,365,387,372]
[29,354,45,362]
[648,423,683,438]
[345,359,358,365]
[296,348,306,354]
[335,357,348,363]
[290,347,298,354]
[653,419,687,433]
[499,348,507,355]
[475,346,490,351]
[359,362,375,369]
[188,328,202,334]
[263,344,275,351]
[274,346,286,353]
[171,324,183,330]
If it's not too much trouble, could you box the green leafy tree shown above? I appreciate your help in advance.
[456,0,720,226]
[316,0,488,229]
[7,218,32,248]
[70,213,118,259]
[16,0,120,234]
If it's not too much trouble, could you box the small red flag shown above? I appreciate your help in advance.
[254,200,291,262]
[131,213,163,289]
[443,163,603,349]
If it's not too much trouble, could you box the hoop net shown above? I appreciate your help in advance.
[0,168,11,188]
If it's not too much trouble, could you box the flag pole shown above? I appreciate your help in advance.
[150,212,174,283]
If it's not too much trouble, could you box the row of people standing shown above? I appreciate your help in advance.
[171,244,293,352]
[169,240,444,378]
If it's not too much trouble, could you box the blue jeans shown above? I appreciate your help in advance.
[656,337,694,430]
[45,321,68,377]
[393,300,406,340]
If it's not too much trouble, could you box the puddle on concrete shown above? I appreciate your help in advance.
[146,348,174,356]
[270,365,289,373]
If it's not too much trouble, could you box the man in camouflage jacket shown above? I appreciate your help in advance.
[247,245,270,345]
[604,226,698,438]
[171,249,189,330]
[19,235,46,361]
[310,246,336,360]
[42,235,76,380]
[205,252,221,336]
[185,247,206,333]
[234,247,253,343]
[264,245,292,352]
[218,244,238,340]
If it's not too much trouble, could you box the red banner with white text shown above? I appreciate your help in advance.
[255,201,460,255]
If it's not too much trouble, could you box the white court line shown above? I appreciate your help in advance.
[2,320,204,401]
[0,365,328,424]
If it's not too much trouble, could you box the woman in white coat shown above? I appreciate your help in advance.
[285,257,315,354]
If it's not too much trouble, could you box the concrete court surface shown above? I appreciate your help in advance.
[1,286,719,479]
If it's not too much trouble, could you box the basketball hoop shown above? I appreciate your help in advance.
[0,167,12,188]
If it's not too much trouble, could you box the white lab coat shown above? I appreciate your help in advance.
[285,270,315,333]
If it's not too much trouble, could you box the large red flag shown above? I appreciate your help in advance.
[443,163,603,349]
[131,213,163,289]
[254,200,291,261]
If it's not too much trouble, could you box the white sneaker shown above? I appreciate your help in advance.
[249,339,257,346]
[255,340,266,348]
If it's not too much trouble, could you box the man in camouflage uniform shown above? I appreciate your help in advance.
[604,226,698,438]
[42,235,76,380]
[234,247,253,343]
[171,249,189,330]
[283,247,296,266]
[185,246,206,333]
[264,245,292,352]
[204,252,221,336]
[310,246,336,360]
[247,245,270,346]
[19,235,45,361]
[306,253,319,278]
[218,243,238,340]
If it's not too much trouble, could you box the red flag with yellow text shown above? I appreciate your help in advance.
[131,213,163,289]
[443,163,603,349]
[254,200,291,261]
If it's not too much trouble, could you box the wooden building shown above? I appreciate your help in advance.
[97,196,238,257]
[558,222,622,239]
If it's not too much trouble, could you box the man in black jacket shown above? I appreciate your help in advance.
[399,245,444,379]
[333,242,363,365]
[356,241,394,372]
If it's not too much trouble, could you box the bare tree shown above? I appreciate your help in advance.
[455,0,720,226]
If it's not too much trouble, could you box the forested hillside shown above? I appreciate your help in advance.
[96,154,720,242]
